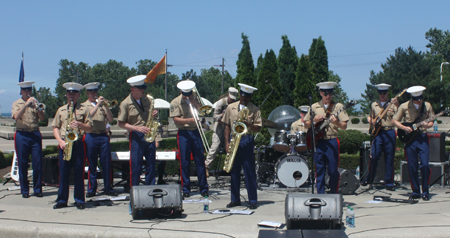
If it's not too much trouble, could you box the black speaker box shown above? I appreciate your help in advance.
[428,133,446,162]
[359,141,385,184]
[130,184,183,219]
[258,229,348,238]
[42,156,59,185]
[325,168,360,195]
[401,161,449,186]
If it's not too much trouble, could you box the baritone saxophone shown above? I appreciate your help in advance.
[223,106,249,173]
[144,95,161,143]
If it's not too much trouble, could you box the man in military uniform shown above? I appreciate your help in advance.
[362,83,399,191]
[291,105,309,134]
[304,82,349,194]
[52,82,92,209]
[170,80,209,198]
[392,86,434,201]
[118,75,161,188]
[222,83,261,209]
[205,87,238,176]
[83,82,117,197]
[12,81,45,198]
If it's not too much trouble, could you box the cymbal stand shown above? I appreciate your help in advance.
[307,94,316,194]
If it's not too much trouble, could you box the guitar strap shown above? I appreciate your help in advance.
[325,101,334,120]
[412,100,426,124]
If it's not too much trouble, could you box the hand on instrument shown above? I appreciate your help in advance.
[26,97,37,107]
[70,120,81,129]
[136,125,151,134]
[420,121,429,128]
[225,143,230,154]
[330,115,338,125]
[403,125,413,133]
[313,115,324,123]
[59,141,66,150]
[152,109,158,118]
[97,96,105,106]
[391,98,400,107]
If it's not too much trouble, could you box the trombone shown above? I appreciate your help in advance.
[192,87,212,116]
[188,89,211,154]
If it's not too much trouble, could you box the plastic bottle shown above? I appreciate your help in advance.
[203,196,209,213]
[355,166,360,180]
[348,207,355,228]
[433,120,438,133]
[345,206,351,226]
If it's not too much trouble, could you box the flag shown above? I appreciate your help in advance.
[19,52,25,82]
[145,55,166,84]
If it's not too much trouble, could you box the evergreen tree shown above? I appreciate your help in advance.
[255,54,264,81]
[294,54,317,108]
[278,35,298,106]
[309,36,329,85]
[235,33,255,87]
[255,49,280,118]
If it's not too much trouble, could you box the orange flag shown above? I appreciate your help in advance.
[145,55,166,84]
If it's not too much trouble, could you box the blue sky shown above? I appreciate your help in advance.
[1,1,449,114]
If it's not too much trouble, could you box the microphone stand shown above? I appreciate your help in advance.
[308,94,316,194]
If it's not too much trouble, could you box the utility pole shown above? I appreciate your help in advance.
[214,58,225,93]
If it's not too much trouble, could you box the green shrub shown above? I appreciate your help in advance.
[0,152,14,169]
[361,117,369,124]
[338,129,366,154]
[351,118,360,124]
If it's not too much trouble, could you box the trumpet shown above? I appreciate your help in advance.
[34,99,45,111]
[96,97,118,108]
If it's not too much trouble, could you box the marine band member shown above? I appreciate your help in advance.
[83,82,117,197]
[222,83,261,210]
[118,75,161,187]
[291,105,309,134]
[304,82,349,194]
[392,86,434,201]
[170,80,209,198]
[12,81,45,198]
[52,82,93,209]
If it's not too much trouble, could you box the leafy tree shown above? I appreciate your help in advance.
[55,59,91,104]
[328,71,357,115]
[35,86,58,122]
[197,67,234,104]
[294,54,317,108]
[277,35,298,106]
[235,33,255,87]
[309,36,329,85]
[254,49,280,118]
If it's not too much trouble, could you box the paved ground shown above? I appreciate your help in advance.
[0,174,450,238]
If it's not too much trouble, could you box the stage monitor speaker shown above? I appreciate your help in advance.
[401,161,449,186]
[130,184,183,219]
[258,229,348,238]
[359,141,385,184]
[325,168,360,195]
[285,194,343,230]
[428,133,446,162]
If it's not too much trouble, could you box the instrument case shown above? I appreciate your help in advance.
[285,193,343,229]
[130,184,183,219]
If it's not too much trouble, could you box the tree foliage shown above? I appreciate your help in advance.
[254,49,280,118]
[278,35,298,106]
[235,33,255,87]
[294,54,317,108]
[309,36,329,85]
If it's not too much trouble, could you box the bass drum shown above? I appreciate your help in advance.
[277,155,309,187]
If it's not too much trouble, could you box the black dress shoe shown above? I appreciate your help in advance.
[75,202,86,210]
[53,203,68,209]
[86,192,95,198]
[409,194,420,200]
[360,181,368,186]
[201,191,209,198]
[386,186,396,191]
[106,191,118,196]
[248,203,258,210]
[422,196,430,201]
[226,202,241,208]
[34,193,43,197]
[183,193,190,198]
[22,194,30,198]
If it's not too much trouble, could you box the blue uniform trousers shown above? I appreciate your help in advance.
[56,140,85,204]
[14,131,42,195]
[177,130,208,195]
[368,129,396,187]
[405,133,431,197]
[85,133,114,194]
[129,131,156,186]
[230,135,257,204]
[314,138,340,194]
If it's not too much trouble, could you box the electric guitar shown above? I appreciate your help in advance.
[306,100,357,149]
[369,89,407,137]
[397,108,449,144]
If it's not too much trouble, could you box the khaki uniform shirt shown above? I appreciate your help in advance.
[169,95,197,130]
[83,100,107,132]
[393,100,435,133]
[12,98,42,130]
[222,101,262,135]
[303,100,350,139]
[213,97,228,133]
[291,119,307,133]
[371,101,397,129]
[118,94,161,142]
[52,102,93,138]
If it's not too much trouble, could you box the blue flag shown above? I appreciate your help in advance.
[19,52,24,83]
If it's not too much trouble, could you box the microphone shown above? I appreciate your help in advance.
[266,80,278,94]
[307,94,312,100]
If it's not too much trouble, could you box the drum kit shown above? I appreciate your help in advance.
[257,118,311,188]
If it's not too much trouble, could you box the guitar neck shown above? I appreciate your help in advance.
[413,112,443,128]
[319,108,344,130]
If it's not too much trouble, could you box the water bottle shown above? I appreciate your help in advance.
[345,206,351,226]
[433,120,438,133]
[355,166,360,180]
[348,207,355,228]
[203,196,209,213]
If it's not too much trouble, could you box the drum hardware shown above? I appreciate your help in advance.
[273,130,291,152]
[294,132,307,152]
[275,154,309,188]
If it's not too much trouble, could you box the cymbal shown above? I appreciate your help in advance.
[262,118,278,128]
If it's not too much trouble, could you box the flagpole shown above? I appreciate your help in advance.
[165,49,168,101]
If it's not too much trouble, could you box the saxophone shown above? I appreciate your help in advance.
[223,106,249,173]
[63,100,79,161]
[144,95,161,143]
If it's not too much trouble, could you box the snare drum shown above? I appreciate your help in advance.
[276,154,309,187]
[294,132,307,152]
[273,130,290,152]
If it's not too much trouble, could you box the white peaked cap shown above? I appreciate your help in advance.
[18,81,35,88]
[375,83,391,90]
[177,80,196,93]
[407,86,426,97]
[127,75,146,87]
[63,82,84,91]
[84,82,100,90]
[238,83,258,94]
[316,81,337,90]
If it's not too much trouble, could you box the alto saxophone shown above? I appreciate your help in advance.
[144,95,161,143]
[63,100,79,161]
[223,106,249,173]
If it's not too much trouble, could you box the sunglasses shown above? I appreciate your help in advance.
[378,90,388,95]
[87,89,98,92]
[321,90,334,96]
[66,90,79,93]
[21,88,32,92]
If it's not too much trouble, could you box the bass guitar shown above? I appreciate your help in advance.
[397,108,448,144]
[306,100,357,149]
[369,88,406,137]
